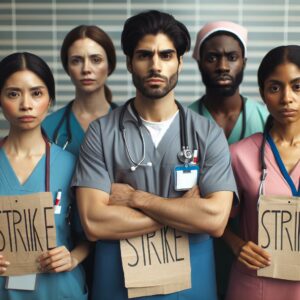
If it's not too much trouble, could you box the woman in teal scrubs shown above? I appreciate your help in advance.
[0,52,88,300]
[42,25,117,156]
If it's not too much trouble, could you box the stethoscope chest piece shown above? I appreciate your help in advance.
[177,146,193,164]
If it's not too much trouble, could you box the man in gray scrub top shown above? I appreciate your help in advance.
[72,10,236,300]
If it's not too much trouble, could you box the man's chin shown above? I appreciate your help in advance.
[212,85,236,97]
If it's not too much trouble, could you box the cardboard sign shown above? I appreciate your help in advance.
[121,226,191,298]
[0,192,56,276]
[258,195,300,281]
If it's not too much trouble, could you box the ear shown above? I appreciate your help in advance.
[242,57,247,69]
[178,56,183,73]
[126,56,132,73]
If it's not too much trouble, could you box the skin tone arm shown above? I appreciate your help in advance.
[222,226,271,270]
[109,184,233,237]
[76,187,163,241]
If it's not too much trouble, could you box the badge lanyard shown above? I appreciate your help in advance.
[258,130,300,209]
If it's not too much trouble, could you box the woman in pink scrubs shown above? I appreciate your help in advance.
[224,45,300,300]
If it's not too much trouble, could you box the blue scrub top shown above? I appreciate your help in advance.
[0,144,87,300]
[42,102,118,157]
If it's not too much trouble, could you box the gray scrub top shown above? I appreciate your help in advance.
[71,104,236,198]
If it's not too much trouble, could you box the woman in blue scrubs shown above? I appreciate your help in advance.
[42,25,117,156]
[0,52,88,300]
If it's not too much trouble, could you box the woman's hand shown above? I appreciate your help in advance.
[38,246,78,273]
[238,241,271,270]
[0,254,10,274]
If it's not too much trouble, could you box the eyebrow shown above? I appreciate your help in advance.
[267,77,300,84]
[135,49,176,55]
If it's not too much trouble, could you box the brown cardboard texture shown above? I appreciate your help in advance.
[121,226,191,298]
[0,192,56,275]
[258,195,300,281]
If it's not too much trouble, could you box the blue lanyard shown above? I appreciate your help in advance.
[267,133,300,197]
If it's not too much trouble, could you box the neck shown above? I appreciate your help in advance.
[4,127,45,155]
[203,89,242,114]
[270,121,300,146]
[73,87,110,114]
[134,91,178,122]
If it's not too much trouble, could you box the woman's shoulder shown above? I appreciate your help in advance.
[50,143,76,166]
[230,132,263,154]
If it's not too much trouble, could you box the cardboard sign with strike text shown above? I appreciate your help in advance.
[121,226,191,298]
[258,195,300,281]
[0,192,56,276]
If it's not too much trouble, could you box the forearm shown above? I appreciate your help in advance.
[70,241,92,265]
[222,226,245,256]
[131,190,232,236]
[82,202,162,241]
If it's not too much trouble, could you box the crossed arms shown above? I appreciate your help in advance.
[75,184,233,241]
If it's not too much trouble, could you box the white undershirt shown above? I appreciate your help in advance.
[128,105,179,148]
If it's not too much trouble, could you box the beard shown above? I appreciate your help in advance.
[132,70,179,99]
[200,68,244,97]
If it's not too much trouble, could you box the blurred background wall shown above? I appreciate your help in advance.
[0,0,299,135]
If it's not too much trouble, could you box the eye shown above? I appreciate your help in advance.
[160,52,173,60]
[92,56,102,64]
[268,84,280,93]
[293,82,300,91]
[7,90,20,98]
[207,55,217,63]
[69,57,81,65]
[228,54,238,61]
[137,52,151,59]
[32,89,43,97]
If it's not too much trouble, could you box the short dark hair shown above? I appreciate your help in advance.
[258,45,300,91]
[0,52,55,104]
[60,25,116,102]
[200,31,245,59]
[121,10,191,60]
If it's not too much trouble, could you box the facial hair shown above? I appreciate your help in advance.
[201,68,244,97]
[132,70,179,99]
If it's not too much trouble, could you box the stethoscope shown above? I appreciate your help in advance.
[198,95,246,141]
[53,100,74,150]
[257,119,300,208]
[119,98,193,171]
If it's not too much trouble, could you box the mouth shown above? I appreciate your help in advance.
[215,76,232,85]
[18,116,36,122]
[279,108,298,117]
[146,77,165,85]
[80,79,95,85]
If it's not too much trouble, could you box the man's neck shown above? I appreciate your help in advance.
[203,89,242,114]
[134,91,178,122]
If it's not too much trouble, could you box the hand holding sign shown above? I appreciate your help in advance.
[38,246,77,273]
[0,254,10,274]
[238,240,271,270]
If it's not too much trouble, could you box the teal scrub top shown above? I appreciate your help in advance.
[0,144,87,300]
[189,96,269,144]
[42,102,118,157]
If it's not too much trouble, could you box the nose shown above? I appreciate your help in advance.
[216,57,229,73]
[82,58,91,74]
[20,93,33,110]
[150,54,161,73]
[281,86,293,104]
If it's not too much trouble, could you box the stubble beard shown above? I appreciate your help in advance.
[132,71,179,100]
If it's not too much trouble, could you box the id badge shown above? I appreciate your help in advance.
[174,165,199,191]
[6,274,37,291]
